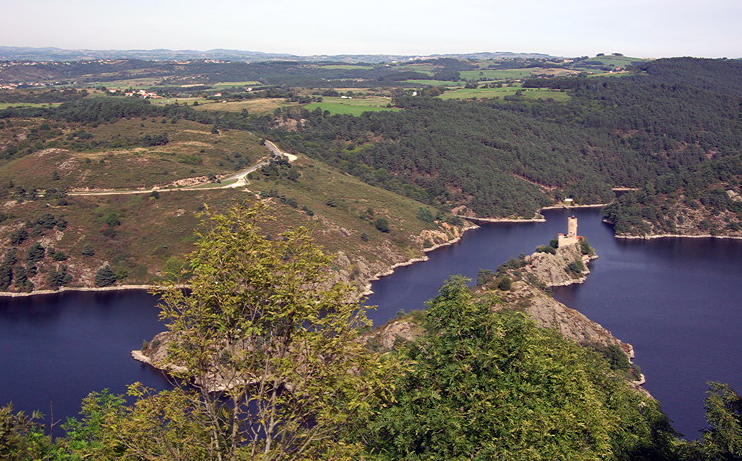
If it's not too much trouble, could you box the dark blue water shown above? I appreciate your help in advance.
[0,290,171,424]
[2,207,740,439]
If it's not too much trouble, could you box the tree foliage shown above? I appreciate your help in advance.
[352,276,676,460]
[147,202,395,460]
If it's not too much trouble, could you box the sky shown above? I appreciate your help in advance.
[3,0,741,58]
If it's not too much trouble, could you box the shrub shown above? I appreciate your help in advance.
[26,243,45,263]
[81,244,95,256]
[95,265,117,287]
[9,229,28,246]
[374,218,390,233]
[498,276,512,291]
[535,245,556,254]
[476,269,495,286]
[567,260,586,275]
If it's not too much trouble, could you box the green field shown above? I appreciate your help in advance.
[318,64,375,70]
[0,102,61,109]
[459,69,536,80]
[438,87,570,101]
[585,55,645,68]
[397,64,437,75]
[212,81,262,88]
[303,96,399,116]
[303,102,400,116]
[404,80,466,87]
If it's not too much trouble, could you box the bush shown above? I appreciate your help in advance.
[498,276,512,291]
[535,245,556,254]
[567,260,586,275]
[580,238,595,255]
[374,218,390,233]
[476,269,495,286]
[417,207,435,223]
[95,265,117,287]
[9,229,28,246]
[26,243,45,263]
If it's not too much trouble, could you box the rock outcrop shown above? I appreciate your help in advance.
[495,242,631,354]
[522,243,595,287]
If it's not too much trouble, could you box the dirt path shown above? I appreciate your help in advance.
[68,141,297,197]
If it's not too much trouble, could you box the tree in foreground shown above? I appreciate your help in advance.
[136,202,395,460]
[678,382,742,460]
[352,276,676,461]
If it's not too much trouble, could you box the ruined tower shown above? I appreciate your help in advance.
[558,216,579,247]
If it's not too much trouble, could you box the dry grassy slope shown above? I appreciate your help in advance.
[0,120,464,293]
[0,118,266,190]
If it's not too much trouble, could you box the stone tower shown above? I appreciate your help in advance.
[567,216,577,238]
[558,216,579,247]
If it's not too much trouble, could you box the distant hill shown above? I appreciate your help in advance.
[0,46,556,63]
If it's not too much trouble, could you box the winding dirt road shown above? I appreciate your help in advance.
[68,141,297,197]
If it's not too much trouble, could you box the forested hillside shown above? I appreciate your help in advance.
[3,57,740,233]
[268,58,742,232]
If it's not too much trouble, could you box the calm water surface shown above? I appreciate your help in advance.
[0,291,170,423]
[1,208,740,438]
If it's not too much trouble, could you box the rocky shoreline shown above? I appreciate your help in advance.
[0,284,156,298]
[616,233,742,240]
[361,221,479,296]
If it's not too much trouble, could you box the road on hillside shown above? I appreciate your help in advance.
[68,140,297,196]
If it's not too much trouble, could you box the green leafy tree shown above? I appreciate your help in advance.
[699,382,742,459]
[145,202,396,460]
[26,242,45,263]
[353,276,676,460]
[95,265,117,287]
[0,404,51,459]
[374,218,390,233]
[47,265,72,289]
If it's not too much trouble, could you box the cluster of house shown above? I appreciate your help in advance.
[108,88,163,99]
[0,81,61,89]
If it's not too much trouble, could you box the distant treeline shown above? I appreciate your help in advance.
[0,88,87,103]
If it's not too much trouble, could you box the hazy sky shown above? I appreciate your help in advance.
[3,0,741,58]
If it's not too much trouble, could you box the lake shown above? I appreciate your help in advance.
[2,207,741,438]
[0,290,170,426]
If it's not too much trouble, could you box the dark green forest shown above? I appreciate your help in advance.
[261,58,742,227]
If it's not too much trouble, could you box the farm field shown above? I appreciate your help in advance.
[459,69,537,80]
[303,96,399,115]
[317,64,375,70]
[0,102,61,109]
[396,63,437,75]
[438,87,570,101]
[211,81,262,88]
[190,98,300,115]
[582,55,645,68]
[403,79,465,87]
[88,78,164,89]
